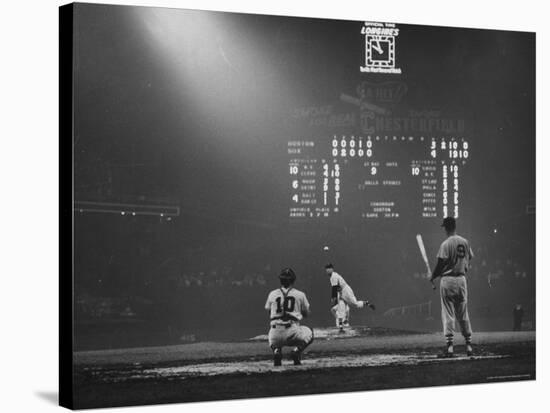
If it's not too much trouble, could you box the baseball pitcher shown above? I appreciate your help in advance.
[265,268,314,366]
[325,263,375,331]
[430,217,474,357]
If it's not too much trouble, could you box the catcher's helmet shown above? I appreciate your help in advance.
[279,268,296,284]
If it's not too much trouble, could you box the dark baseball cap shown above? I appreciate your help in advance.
[441,216,456,229]
[279,267,296,281]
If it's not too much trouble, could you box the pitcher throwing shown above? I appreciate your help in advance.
[325,263,375,331]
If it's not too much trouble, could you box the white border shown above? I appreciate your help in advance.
[0,1,546,412]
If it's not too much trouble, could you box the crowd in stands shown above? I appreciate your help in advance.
[74,212,535,331]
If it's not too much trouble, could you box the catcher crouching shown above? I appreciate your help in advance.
[264,268,314,366]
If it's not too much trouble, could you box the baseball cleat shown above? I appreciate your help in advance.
[342,320,350,327]
[291,348,302,366]
[466,344,473,357]
[273,348,282,366]
[439,343,454,358]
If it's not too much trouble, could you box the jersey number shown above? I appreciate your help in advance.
[457,245,466,258]
[275,296,296,313]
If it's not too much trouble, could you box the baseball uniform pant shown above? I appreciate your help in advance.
[331,298,350,325]
[340,285,365,308]
[440,275,472,343]
[268,323,314,351]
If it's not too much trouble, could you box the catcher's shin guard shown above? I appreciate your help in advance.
[273,348,282,366]
[291,348,301,365]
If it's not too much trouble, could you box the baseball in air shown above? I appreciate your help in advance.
[323,246,330,252]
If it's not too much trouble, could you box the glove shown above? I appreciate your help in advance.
[367,302,376,311]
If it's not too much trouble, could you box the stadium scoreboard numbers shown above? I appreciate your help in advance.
[288,135,470,221]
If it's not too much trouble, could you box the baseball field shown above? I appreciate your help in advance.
[73,328,535,409]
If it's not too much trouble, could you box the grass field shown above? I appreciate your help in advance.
[73,329,535,409]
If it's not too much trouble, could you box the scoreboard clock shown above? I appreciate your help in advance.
[366,35,396,69]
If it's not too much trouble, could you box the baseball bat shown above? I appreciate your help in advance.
[416,234,436,290]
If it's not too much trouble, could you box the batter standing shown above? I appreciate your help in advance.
[430,217,474,357]
[265,268,314,366]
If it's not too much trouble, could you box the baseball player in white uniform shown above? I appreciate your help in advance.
[430,217,474,357]
[324,263,375,331]
[265,268,314,366]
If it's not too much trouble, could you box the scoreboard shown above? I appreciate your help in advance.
[288,134,470,221]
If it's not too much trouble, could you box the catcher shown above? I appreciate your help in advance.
[264,268,314,366]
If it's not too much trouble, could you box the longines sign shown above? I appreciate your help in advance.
[360,22,402,74]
